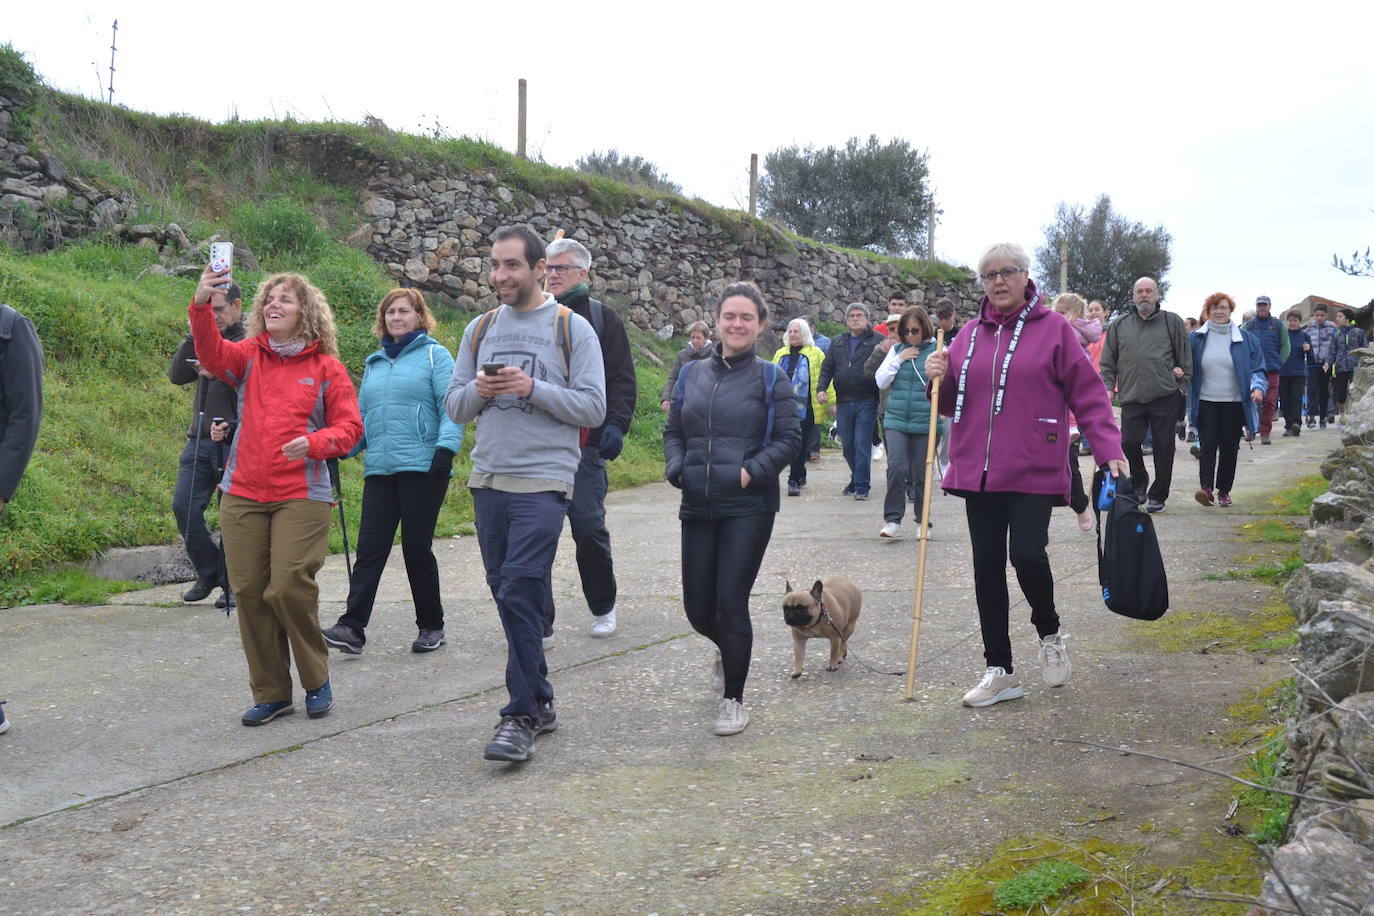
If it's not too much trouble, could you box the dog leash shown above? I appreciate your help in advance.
[814,555,1100,680]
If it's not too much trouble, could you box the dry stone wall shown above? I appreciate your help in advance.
[0,89,980,334]
[1251,347,1374,912]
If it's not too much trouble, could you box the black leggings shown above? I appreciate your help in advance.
[1196,400,1245,494]
[681,513,776,702]
[338,471,449,636]
[963,492,1059,673]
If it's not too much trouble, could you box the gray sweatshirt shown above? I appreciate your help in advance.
[446,296,606,491]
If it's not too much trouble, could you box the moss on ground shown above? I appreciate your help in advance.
[1128,593,1294,655]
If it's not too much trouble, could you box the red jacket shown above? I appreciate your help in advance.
[189,301,362,504]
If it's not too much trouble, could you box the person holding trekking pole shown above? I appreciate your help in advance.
[190,264,362,727]
[170,282,244,609]
[924,243,1125,709]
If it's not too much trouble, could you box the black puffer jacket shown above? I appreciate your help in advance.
[818,329,883,403]
[664,348,801,521]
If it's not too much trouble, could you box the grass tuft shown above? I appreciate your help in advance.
[993,859,1090,910]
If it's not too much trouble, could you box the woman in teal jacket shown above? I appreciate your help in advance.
[874,306,938,538]
[1188,293,1266,508]
[772,318,829,496]
[322,289,464,655]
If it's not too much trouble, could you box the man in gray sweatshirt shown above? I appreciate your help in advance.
[447,225,606,763]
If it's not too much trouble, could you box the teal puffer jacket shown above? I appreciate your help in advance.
[878,339,936,434]
[355,334,464,476]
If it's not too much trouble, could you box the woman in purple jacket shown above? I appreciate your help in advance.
[925,243,1126,708]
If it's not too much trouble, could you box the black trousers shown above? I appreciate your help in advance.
[681,513,776,700]
[1196,400,1245,494]
[963,492,1059,673]
[1307,366,1331,420]
[1120,393,1180,502]
[172,437,226,587]
[1067,440,1089,514]
[544,446,616,631]
[789,416,814,486]
[338,471,449,639]
[1279,375,1306,431]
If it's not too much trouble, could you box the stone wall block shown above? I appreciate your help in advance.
[1297,602,1374,708]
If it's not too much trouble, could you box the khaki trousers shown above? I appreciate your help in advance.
[220,494,331,703]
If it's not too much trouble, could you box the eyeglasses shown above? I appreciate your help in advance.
[979,267,1026,283]
[546,264,582,275]
[901,326,921,336]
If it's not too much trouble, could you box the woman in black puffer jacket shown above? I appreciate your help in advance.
[664,282,800,738]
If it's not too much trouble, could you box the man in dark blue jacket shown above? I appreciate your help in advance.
[1242,295,1290,444]
[817,303,883,499]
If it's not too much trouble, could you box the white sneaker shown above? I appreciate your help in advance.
[713,697,749,736]
[1038,632,1072,687]
[711,650,724,694]
[961,666,1025,707]
[879,521,902,539]
[542,632,555,651]
[590,608,617,638]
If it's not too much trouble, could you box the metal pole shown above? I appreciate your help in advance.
[517,79,527,159]
[108,20,118,105]
[1059,241,1069,294]
[904,329,945,699]
[748,154,758,217]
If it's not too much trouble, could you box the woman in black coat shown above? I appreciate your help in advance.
[664,282,800,738]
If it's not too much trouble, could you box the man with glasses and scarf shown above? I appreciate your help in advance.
[1099,277,1191,513]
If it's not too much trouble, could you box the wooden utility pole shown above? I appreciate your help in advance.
[107,20,118,104]
[928,197,936,260]
[1059,241,1069,293]
[748,154,758,217]
[516,79,527,159]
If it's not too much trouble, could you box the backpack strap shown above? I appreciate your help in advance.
[467,306,503,362]
[673,359,697,413]
[760,360,778,447]
[0,303,17,341]
[588,298,605,339]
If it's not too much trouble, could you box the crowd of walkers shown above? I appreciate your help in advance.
[1,224,1364,753]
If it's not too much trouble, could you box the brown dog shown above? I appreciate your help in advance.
[782,577,862,678]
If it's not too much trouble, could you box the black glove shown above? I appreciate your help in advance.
[429,447,455,478]
[597,426,626,461]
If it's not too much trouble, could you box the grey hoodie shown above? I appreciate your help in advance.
[446,295,606,491]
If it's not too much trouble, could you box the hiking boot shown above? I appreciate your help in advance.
[241,700,294,726]
[182,579,215,602]
[305,678,333,719]
[713,698,750,736]
[1194,487,1215,506]
[1217,491,1233,507]
[590,609,617,638]
[787,481,801,497]
[535,701,558,736]
[962,667,1025,707]
[0,700,9,735]
[1038,633,1072,687]
[879,521,902,539]
[412,628,445,653]
[215,588,236,610]
[1146,499,1165,513]
[484,716,535,762]
[711,650,724,695]
[322,623,364,655]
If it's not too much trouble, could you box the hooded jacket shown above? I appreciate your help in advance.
[1187,323,1267,434]
[188,301,362,504]
[353,333,464,476]
[930,280,1124,504]
[818,328,883,403]
[664,347,801,520]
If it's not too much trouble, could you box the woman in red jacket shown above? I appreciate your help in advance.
[191,265,362,726]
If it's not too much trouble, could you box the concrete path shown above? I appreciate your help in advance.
[0,429,1331,913]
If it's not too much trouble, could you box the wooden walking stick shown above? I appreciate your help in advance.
[904,328,945,700]
[542,228,566,292]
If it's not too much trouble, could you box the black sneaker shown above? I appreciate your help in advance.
[853,489,870,501]
[484,716,536,762]
[841,484,856,496]
[787,481,800,497]
[1146,499,1165,513]
[322,623,364,655]
[215,588,236,610]
[1185,429,1197,443]
[182,579,215,602]
[1307,418,1316,428]
[412,628,445,653]
[536,701,558,736]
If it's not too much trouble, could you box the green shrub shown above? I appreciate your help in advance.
[229,197,328,268]
[0,43,39,99]
[993,859,1090,910]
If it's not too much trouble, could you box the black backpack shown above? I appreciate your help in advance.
[1091,469,1169,620]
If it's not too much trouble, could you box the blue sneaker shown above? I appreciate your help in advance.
[241,700,294,727]
[305,678,333,719]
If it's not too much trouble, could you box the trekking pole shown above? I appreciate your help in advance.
[327,458,353,579]
[541,228,565,293]
[904,328,945,700]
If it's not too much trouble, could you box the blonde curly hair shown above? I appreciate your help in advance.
[248,273,339,357]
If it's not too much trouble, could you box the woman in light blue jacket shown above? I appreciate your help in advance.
[322,289,463,655]
[1188,292,1266,508]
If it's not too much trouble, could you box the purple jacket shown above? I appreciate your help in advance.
[931,281,1124,504]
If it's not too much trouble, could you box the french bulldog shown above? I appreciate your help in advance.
[782,577,862,678]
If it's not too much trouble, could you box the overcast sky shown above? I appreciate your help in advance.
[9,1,1374,317]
